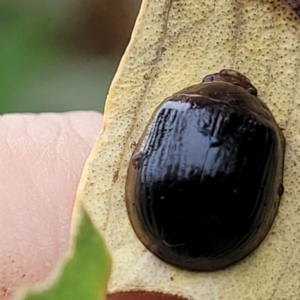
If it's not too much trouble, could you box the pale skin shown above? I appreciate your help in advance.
[0,112,182,300]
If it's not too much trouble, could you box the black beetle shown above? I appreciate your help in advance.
[125,69,285,271]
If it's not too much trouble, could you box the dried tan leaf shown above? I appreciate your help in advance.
[73,1,300,299]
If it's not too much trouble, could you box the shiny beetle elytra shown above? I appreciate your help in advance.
[125,69,285,271]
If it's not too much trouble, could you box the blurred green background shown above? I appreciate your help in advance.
[0,0,141,113]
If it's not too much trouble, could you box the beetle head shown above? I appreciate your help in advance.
[202,69,258,97]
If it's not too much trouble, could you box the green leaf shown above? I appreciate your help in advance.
[15,209,111,300]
